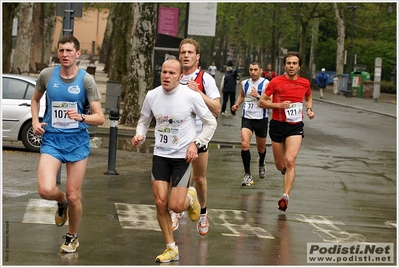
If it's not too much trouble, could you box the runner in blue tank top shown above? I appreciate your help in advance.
[31,35,104,253]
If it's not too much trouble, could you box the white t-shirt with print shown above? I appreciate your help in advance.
[140,84,209,158]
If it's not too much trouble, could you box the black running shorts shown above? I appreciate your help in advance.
[241,117,268,138]
[269,119,304,143]
[151,155,191,187]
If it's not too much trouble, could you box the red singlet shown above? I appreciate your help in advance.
[265,75,311,122]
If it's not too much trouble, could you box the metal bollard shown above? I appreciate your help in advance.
[104,107,119,175]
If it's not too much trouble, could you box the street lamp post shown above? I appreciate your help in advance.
[346,4,357,97]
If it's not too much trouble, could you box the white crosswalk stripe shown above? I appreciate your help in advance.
[22,198,68,225]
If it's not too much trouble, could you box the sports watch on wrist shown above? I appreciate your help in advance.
[81,114,86,122]
[194,141,201,149]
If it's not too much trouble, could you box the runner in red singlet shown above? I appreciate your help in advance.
[258,51,315,212]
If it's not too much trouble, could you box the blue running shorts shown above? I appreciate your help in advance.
[40,130,90,163]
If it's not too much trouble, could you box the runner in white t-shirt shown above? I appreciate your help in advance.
[132,59,217,263]
[207,62,217,78]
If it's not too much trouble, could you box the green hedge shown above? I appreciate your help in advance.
[380,81,397,94]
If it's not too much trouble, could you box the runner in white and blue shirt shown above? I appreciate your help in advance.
[231,61,270,186]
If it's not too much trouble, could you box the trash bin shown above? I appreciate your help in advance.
[105,81,122,114]
[351,71,370,97]
[363,80,374,98]
[338,74,350,95]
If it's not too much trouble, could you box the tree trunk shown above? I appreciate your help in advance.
[309,17,320,81]
[300,20,310,78]
[269,4,279,69]
[12,3,33,74]
[102,4,118,74]
[214,34,223,68]
[2,3,18,73]
[30,3,45,72]
[119,3,157,127]
[99,5,114,65]
[108,3,133,82]
[334,3,345,75]
[43,3,57,65]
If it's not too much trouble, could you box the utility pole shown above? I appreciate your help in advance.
[345,4,357,97]
[184,3,189,38]
[56,3,83,36]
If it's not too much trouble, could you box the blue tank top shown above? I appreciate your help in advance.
[43,66,89,133]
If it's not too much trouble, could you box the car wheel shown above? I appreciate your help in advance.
[21,121,42,152]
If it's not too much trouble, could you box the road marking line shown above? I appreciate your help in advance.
[22,198,68,225]
[206,209,274,239]
[3,188,35,198]
[115,203,161,231]
[295,214,365,243]
[115,203,274,239]
[384,221,396,228]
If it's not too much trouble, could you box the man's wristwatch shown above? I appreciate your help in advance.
[306,107,313,112]
[81,114,86,122]
[194,141,201,149]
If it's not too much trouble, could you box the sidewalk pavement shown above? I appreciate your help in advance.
[92,64,397,144]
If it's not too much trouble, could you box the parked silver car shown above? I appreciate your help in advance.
[2,74,97,152]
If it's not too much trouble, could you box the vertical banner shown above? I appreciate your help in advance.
[187,3,217,37]
[157,7,179,37]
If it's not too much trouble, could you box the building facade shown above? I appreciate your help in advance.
[52,8,109,55]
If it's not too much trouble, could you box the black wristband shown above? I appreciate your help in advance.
[306,107,313,112]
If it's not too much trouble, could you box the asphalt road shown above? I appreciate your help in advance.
[2,95,396,266]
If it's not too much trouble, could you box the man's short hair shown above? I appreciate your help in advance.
[250,61,262,69]
[58,35,80,51]
[179,38,201,54]
[284,51,302,67]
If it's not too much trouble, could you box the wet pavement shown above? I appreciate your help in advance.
[2,66,397,266]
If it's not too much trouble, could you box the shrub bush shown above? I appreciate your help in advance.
[380,81,397,94]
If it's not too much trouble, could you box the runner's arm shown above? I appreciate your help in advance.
[196,110,217,147]
[231,84,245,112]
[31,90,46,135]
[132,114,152,146]
[200,93,220,116]
[258,94,291,109]
[305,94,315,119]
